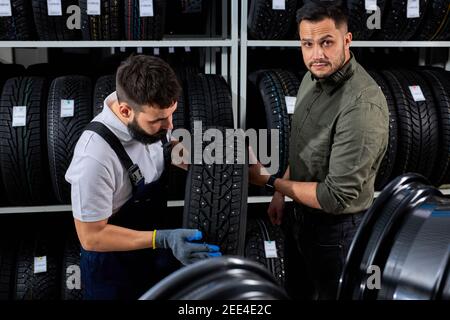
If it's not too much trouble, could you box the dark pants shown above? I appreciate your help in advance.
[288,206,364,300]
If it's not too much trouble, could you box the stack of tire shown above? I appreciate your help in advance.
[0,215,82,300]
[248,67,450,190]
[0,0,168,40]
[339,173,450,300]
[0,73,92,205]
[248,0,450,40]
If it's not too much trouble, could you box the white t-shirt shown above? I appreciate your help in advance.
[65,92,166,222]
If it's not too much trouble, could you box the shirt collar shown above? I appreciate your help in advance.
[102,91,133,142]
[311,52,356,95]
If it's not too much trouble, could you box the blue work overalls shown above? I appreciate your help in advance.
[80,122,180,300]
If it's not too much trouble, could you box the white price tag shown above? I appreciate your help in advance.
[47,0,62,16]
[285,96,297,114]
[185,46,191,52]
[169,47,175,54]
[140,0,154,17]
[120,47,126,52]
[87,0,100,15]
[153,47,160,56]
[264,241,278,258]
[272,0,285,10]
[12,106,26,127]
[34,256,47,274]
[137,47,143,53]
[61,99,75,118]
[365,0,377,11]
[407,0,420,18]
[408,86,425,102]
[0,0,12,17]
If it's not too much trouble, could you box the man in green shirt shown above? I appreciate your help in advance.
[249,2,389,299]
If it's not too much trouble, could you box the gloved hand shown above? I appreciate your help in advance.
[154,229,221,265]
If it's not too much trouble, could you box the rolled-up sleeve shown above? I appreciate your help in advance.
[316,102,388,214]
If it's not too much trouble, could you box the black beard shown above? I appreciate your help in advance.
[127,118,167,145]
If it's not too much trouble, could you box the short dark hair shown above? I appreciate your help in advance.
[296,1,348,29]
[116,55,181,111]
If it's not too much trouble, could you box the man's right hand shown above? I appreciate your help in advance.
[268,191,285,225]
[154,229,221,265]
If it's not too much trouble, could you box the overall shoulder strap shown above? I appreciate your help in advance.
[84,121,144,187]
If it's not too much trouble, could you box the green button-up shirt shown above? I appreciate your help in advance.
[289,54,389,214]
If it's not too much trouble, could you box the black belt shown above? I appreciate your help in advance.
[293,204,365,225]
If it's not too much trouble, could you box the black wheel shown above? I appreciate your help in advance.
[47,75,92,204]
[14,232,61,300]
[183,127,248,256]
[248,0,298,40]
[244,217,286,286]
[124,0,166,40]
[413,0,450,40]
[139,256,288,300]
[346,0,386,40]
[61,229,82,300]
[374,0,429,40]
[186,74,233,130]
[0,77,51,205]
[32,0,81,40]
[257,70,295,178]
[0,0,35,40]
[79,0,123,40]
[0,232,16,300]
[93,75,115,117]
[368,71,398,190]
[418,69,450,186]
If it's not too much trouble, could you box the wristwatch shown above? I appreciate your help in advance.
[265,175,278,192]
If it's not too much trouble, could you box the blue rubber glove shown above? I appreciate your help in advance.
[155,229,221,265]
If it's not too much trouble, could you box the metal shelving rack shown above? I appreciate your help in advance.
[0,0,449,213]
[0,0,239,214]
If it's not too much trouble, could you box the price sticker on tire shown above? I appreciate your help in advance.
[61,100,75,118]
[0,0,12,17]
[407,0,420,18]
[87,0,101,15]
[365,0,377,11]
[409,85,426,102]
[12,106,26,127]
[47,0,62,16]
[272,0,285,10]
[140,0,154,17]
[34,256,47,274]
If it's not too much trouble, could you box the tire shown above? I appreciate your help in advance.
[14,232,61,300]
[186,74,233,130]
[0,63,26,93]
[183,127,248,256]
[375,0,428,40]
[61,229,82,300]
[248,0,298,40]
[368,71,398,190]
[257,70,292,178]
[124,0,166,40]
[93,75,115,117]
[396,69,438,180]
[79,0,122,40]
[381,70,438,181]
[413,0,450,40]
[47,75,92,204]
[431,4,450,40]
[0,77,51,205]
[0,234,15,300]
[0,0,35,40]
[346,0,386,40]
[419,69,450,186]
[32,0,81,40]
[244,217,286,287]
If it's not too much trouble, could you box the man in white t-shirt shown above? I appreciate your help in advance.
[65,55,221,300]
